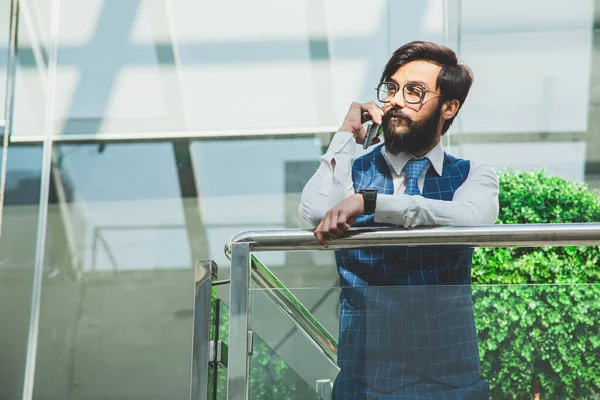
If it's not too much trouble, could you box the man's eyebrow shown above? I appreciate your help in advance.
[406,80,428,87]
[388,78,430,88]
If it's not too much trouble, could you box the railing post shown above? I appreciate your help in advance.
[191,260,218,400]
[227,242,251,400]
[316,379,333,399]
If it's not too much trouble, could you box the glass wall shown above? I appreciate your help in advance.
[0,145,42,400]
[0,0,598,398]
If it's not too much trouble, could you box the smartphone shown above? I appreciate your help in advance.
[363,122,381,150]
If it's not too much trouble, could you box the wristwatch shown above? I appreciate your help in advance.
[358,189,378,215]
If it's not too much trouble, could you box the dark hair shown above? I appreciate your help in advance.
[380,41,473,134]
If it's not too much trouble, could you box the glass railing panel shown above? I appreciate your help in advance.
[248,334,322,400]
[248,283,600,399]
[216,295,323,400]
[249,286,339,398]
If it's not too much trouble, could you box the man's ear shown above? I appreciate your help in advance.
[442,99,460,121]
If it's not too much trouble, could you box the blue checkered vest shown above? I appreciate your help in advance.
[334,145,486,396]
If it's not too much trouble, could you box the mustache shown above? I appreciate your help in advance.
[383,107,411,123]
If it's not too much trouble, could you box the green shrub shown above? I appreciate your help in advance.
[472,169,600,399]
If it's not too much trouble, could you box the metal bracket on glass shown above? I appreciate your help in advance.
[209,340,228,368]
[316,379,333,400]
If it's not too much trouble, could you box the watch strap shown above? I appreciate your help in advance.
[358,189,378,215]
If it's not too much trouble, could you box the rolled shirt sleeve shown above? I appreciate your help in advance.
[299,131,357,227]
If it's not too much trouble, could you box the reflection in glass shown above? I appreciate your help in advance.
[32,142,196,399]
[250,286,339,399]
[0,145,43,399]
[249,334,321,400]
[190,137,330,272]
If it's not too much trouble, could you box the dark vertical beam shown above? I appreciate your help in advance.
[172,140,209,262]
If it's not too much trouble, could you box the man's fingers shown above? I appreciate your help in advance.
[315,214,331,247]
[336,211,351,233]
[364,101,384,125]
[361,111,373,124]
[329,210,352,237]
[354,125,367,144]
[328,212,344,236]
[315,205,355,247]
[337,220,351,232]
[314,227,328,247]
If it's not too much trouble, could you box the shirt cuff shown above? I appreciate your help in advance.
[374,194,410,226]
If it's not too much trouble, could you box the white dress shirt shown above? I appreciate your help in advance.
[299,131,499,228]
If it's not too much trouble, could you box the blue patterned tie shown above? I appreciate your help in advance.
[404,158,431,195]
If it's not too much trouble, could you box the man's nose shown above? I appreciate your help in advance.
[389,90,406,109]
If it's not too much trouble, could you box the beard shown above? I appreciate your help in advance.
[381,103,442,156]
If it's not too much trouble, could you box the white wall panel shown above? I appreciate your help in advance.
[461,142,586,182]
[459,0,594,134]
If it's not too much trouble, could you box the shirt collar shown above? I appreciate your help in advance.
[380,139,445,176]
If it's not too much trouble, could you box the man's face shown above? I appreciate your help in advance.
[381,61,444,156]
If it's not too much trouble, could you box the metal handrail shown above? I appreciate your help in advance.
[224,222,600,389]
[9,125,339,143]
[226,223,600,254]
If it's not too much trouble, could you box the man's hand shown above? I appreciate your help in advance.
[314,194,364,247]
[339,102,384,145]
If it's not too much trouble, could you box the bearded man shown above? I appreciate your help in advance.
[299,41,499,400]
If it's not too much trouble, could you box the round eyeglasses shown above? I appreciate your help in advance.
[376,82,443,104]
